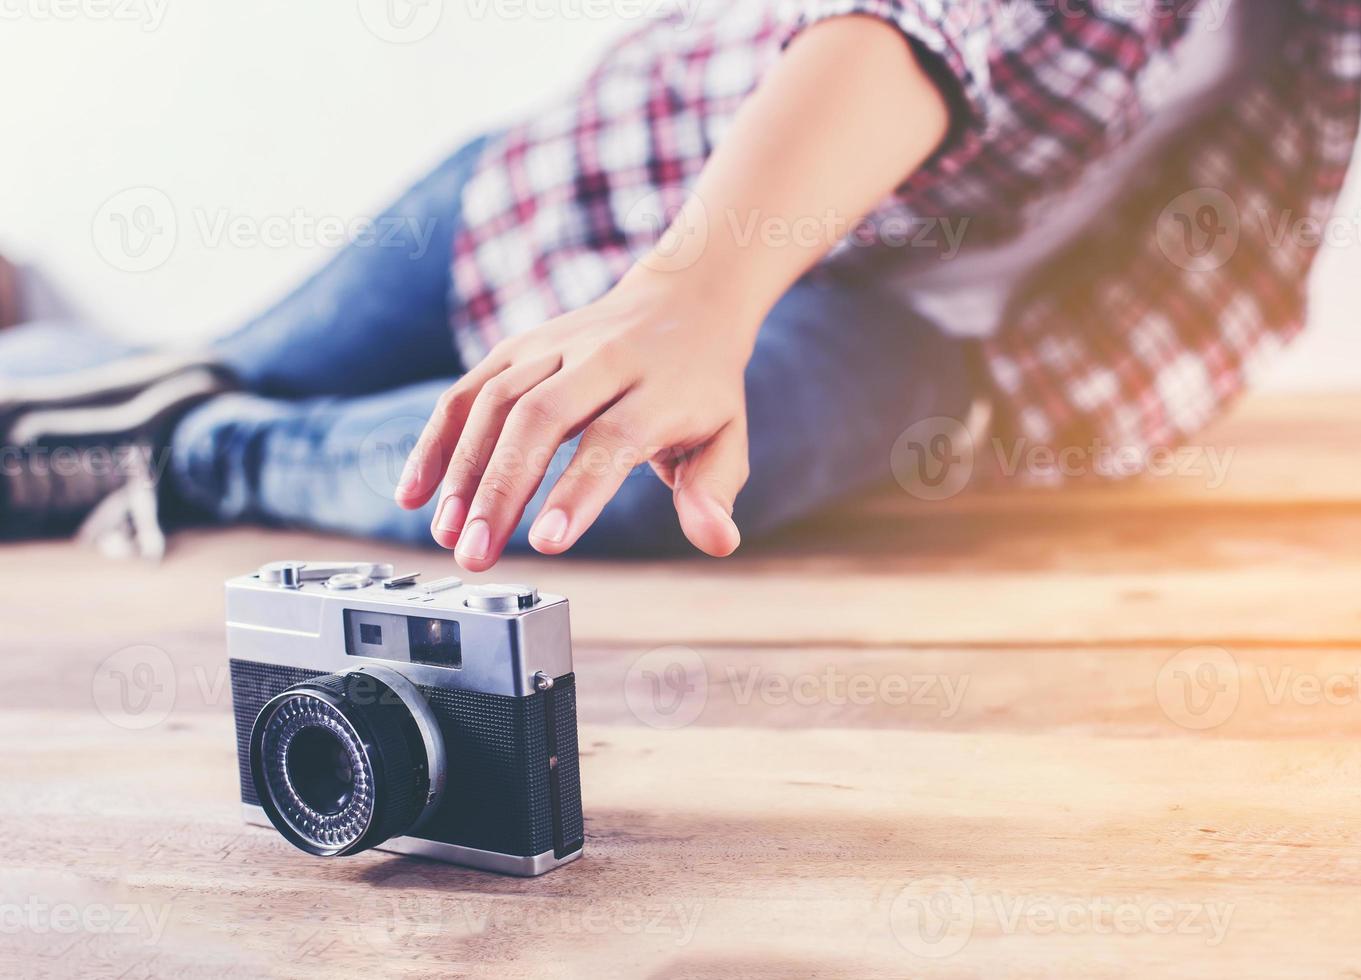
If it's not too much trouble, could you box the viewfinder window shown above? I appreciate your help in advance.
[406,617,461,668]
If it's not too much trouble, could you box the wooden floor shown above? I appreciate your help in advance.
[4,392,1360,979]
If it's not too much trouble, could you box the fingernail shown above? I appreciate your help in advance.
[457,519,490,561]
[435,496,467,534]
[530,508,570,544]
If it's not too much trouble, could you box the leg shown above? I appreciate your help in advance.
[169,379,454,539]
[0,136,497,542]
[211,135,492,398]
[168,272,974,550]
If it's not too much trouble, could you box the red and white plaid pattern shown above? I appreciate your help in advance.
[451,0,1361,475]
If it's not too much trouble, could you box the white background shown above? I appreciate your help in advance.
[0,0,1356,391]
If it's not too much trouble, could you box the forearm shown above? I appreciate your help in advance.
[618,15,951,335]
[404,15,954,567]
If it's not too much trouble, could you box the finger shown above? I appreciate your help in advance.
[454,366,627,571]
[429,355,562,549]
[527,399,656,556]
[671,420,748,557]
[394,351,511,510]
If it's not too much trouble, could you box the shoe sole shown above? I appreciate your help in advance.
[0,351,222,407]
[0,353,227,435]
[7,366,233,444]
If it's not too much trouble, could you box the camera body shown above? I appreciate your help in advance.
[226,561,583,876]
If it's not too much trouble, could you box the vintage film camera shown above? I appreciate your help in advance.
[226,561,583,876]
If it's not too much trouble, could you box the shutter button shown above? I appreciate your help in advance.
[464,584,539,612]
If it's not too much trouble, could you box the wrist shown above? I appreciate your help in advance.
[614,256,764,328]
[616,193,792,329]
[603,262,763,365]
[616,235,785,330]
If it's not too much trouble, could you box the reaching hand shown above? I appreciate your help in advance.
[395,273,755,571]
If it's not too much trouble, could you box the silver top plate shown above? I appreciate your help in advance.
[226,560,572,697]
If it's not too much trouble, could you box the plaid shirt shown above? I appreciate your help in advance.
[451,0,1361,476]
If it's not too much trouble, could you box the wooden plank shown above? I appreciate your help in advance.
[3,392,1358,978]
[11,626,1361,742]
[856,392,1361,515]
[579,643,1361,739]
[6,512,1361,651]
[4,712,1360,979]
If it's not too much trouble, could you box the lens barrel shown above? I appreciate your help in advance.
[249,668,443,857]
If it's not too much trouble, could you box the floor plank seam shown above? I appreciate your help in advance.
[577,637,1361,652]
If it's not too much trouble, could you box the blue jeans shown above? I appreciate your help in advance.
[2,137,973,554]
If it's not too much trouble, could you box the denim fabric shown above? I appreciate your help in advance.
[169,272,973,554]
[0,134,975,554]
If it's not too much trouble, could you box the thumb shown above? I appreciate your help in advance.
[672,421,748,558]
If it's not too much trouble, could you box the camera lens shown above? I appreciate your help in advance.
[285,726,355,815]
[249,669,443,857]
